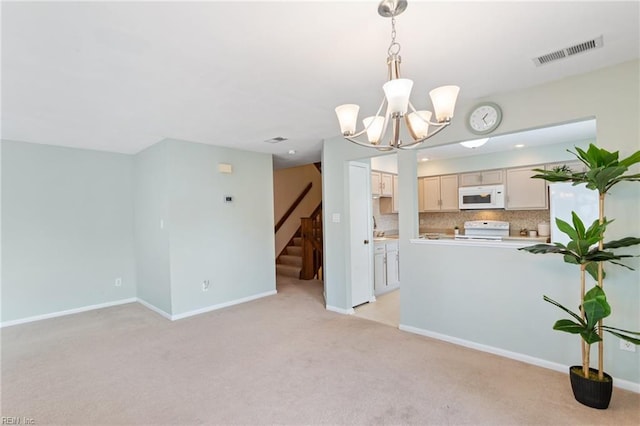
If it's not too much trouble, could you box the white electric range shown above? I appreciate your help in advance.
[455,220,510,241]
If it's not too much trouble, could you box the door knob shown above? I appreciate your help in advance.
[364,239,369,244]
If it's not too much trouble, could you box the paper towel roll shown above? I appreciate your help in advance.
[538,222,550,237]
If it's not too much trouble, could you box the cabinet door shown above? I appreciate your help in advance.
[381,173,393,197]
[480,169,504,185]
[422,176,441,211]
[373,251,386,294]
[417,178,425,212]
[392,175,399,213]
[459,172,483,187]
[440,175,459,211]
[371,172,382,196]
[386,249,399,288]
[506,167,548,210]
[459,169,503,186]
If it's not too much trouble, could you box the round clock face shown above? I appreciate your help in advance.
[467,103,502,135]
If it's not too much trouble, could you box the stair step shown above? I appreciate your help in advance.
[279,254,302,267]
[293,237,302,246]
[276,263,301,278]
[287,246,302,256]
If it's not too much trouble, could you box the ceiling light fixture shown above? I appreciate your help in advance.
[515,144,525,148]
[335,0,460,151]
[460,138,489,149]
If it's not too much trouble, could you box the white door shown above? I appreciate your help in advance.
[349,162,373,307]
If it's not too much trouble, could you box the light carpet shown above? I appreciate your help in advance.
[2,275,639,425]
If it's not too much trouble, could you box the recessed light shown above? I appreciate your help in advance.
[288,150,296,155]
[515,144,525,148]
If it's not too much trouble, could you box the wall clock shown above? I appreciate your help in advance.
[467,102,502,135]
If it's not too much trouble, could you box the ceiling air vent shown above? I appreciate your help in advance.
[264,136,288,144]
[532,35,603,66]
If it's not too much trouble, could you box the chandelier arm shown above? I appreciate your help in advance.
[344,135,394,151]
[399,121,451,149]
[343,96,388,139]
[407,101,451,125]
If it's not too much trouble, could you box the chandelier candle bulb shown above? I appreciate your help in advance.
[335,104,360,135]
[430,85,460,122]
[363,116,385,144]
[406,110,432,139]
[383,78,413,114]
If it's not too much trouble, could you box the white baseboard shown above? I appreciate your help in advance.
[170,290,277,321]
[399,324,640,394]
[326,305,355,315]
[0,298,137,328]
[136,298,172,320]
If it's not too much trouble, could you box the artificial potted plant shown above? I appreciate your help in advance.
[519,144,640,409]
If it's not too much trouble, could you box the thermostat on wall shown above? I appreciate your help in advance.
[224,195,233,203]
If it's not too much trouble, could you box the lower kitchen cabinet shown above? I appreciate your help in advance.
[374,240,399,295]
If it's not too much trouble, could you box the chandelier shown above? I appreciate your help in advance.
[335,0,460,151]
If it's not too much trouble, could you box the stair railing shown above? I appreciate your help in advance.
[275,182,313,234]
[300,202,323,280]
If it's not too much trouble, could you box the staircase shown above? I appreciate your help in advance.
[276,236,303,278]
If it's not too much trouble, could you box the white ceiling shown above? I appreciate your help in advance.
[2,1,639,168]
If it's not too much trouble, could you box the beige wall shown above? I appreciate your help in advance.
[273,164,322,256]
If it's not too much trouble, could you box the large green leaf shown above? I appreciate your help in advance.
[580,328,603,345]
[552,319,585,334]
[603,237,640,250]
[583,286,611,328]
[618,150,640,168]
[585,262,601,281]
[556,217,578,240]
[543,295,584,325]
[602,327,640,345]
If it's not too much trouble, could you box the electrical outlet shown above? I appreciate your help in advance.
[620,339,636,352]
[115,277,122,287]
[202,280,210,291]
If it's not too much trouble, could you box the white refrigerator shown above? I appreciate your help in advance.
[549,182,599,245]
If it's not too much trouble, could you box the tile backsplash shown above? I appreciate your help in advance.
[373,198,398,233]
[374,196,550,236]
[419,209,551,235]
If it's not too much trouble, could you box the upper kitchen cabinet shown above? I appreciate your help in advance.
[459,169,503,186]
[505,166,548,210]
[420,175,459,212]
[371,171,393,197]
[392,174,399,212]
[380,174,400,214]
[371,171,382,197]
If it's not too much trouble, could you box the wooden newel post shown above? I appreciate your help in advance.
[300,218,314,280]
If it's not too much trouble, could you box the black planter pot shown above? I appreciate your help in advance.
[569,366,613,409]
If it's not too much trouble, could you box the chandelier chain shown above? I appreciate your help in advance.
[388,15,401,56]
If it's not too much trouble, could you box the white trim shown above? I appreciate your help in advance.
[0,298,137,328]
[136,298,172,320]
[170,290,277,321]
[326,305,355,315]
[399,324,640,394]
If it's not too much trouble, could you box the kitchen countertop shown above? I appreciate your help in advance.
[410,233,549,248]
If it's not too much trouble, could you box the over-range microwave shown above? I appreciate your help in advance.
[458,184,505,210]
